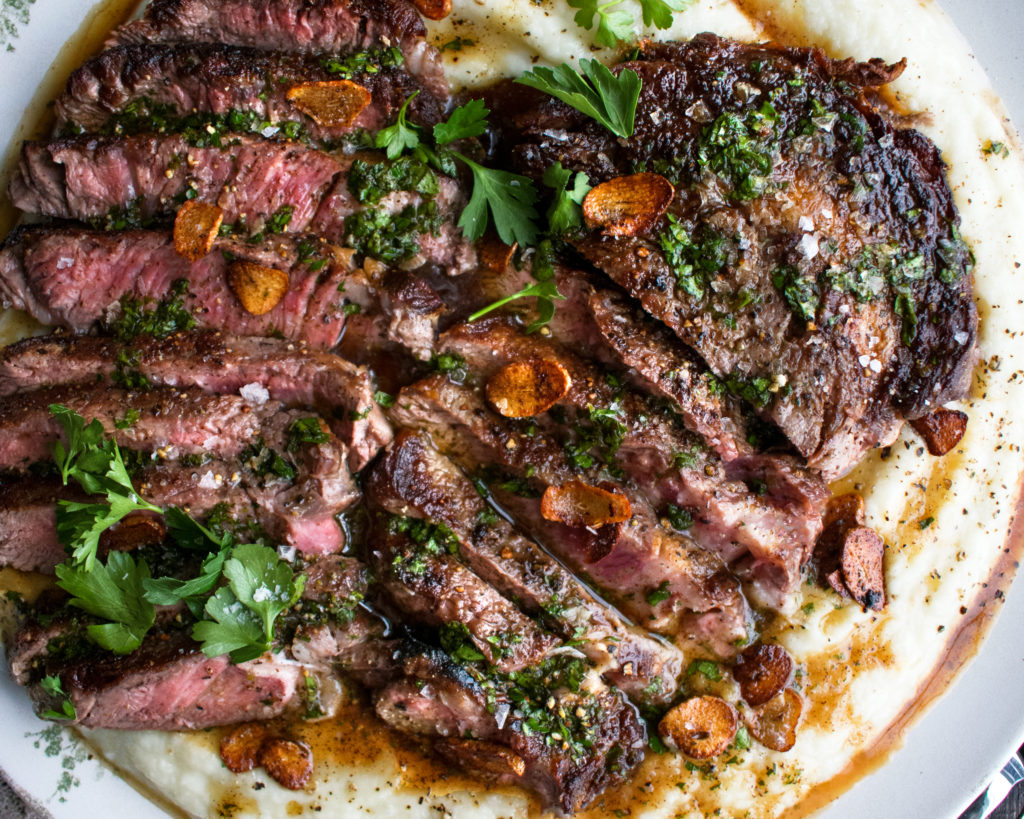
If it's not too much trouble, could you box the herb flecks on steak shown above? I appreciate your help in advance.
[497,32,977,479]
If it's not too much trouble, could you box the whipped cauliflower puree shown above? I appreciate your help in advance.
[3,0,1024,816]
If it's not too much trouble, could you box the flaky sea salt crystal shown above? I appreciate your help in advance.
[240,382,270,405]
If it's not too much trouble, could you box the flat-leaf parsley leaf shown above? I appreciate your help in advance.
[55,551,157,654]
[454,153,540,246]
[542,161,591,235]
[49,404,162,570]
[192,543,305,662]
[517,59,641,139]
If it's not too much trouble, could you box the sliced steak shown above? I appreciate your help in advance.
[287,555,390,680]
[365,430,683,702]
[390,374,752,652]
[13,625,304,730]
[9,135,472,274]
[0,227,352,347]
[12,134,339,231]
[502,33,976,479]
[365,513,558,672]
[584,284,755,462]
[109,0,448,100]
[0,384,356,553]
[0,332,391,471]
[373,645,646,814]
[0,478,84,573]
[56,42,444,139]
[433,317,827,609]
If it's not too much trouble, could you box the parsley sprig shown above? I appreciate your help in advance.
[517,59,641,139]
[542,161,592,235]
[39,675,77,721]
[468,240,565,332]
[45,407,307,665]
[568,0,692,48]
[50,404,162,570]
[374,96,540,246]
[192,544,305,662]
[56,551,156,654]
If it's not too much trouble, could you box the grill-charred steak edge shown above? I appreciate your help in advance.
[373,642,646,815]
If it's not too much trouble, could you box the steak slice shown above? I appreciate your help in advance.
[0,478,85,573]
[373,645,646,814]
[9,135,473,274]
[433,317,827,609]
[501,33,976,479]
[109,0,448,100]
[365,511,558,672]
[10,554,376,728]
[0,384,356,553]
[55,42,444,139]
[12,625,305,730]
[287,555,389,674]
[583,284,756,462]
[0,227,352,347]
[12,134,339,231]
[364,430,684,703]
[0,332,391,471]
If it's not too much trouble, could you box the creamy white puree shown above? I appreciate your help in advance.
[4,0,1024,816]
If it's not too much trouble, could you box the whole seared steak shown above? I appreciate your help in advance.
[497,33,976,479]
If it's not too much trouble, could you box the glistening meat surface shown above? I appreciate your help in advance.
[0,332,391,471]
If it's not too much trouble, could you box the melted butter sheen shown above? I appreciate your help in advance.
[4,0,1024,816]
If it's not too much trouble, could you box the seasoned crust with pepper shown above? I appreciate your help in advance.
[493,32,976,481]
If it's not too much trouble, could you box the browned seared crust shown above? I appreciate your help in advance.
[98,512,168,555]
[434,738,526,779]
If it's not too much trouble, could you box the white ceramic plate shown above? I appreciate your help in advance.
[0,1,1021,817]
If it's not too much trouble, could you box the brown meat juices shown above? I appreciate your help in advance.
[0,0,978,814]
